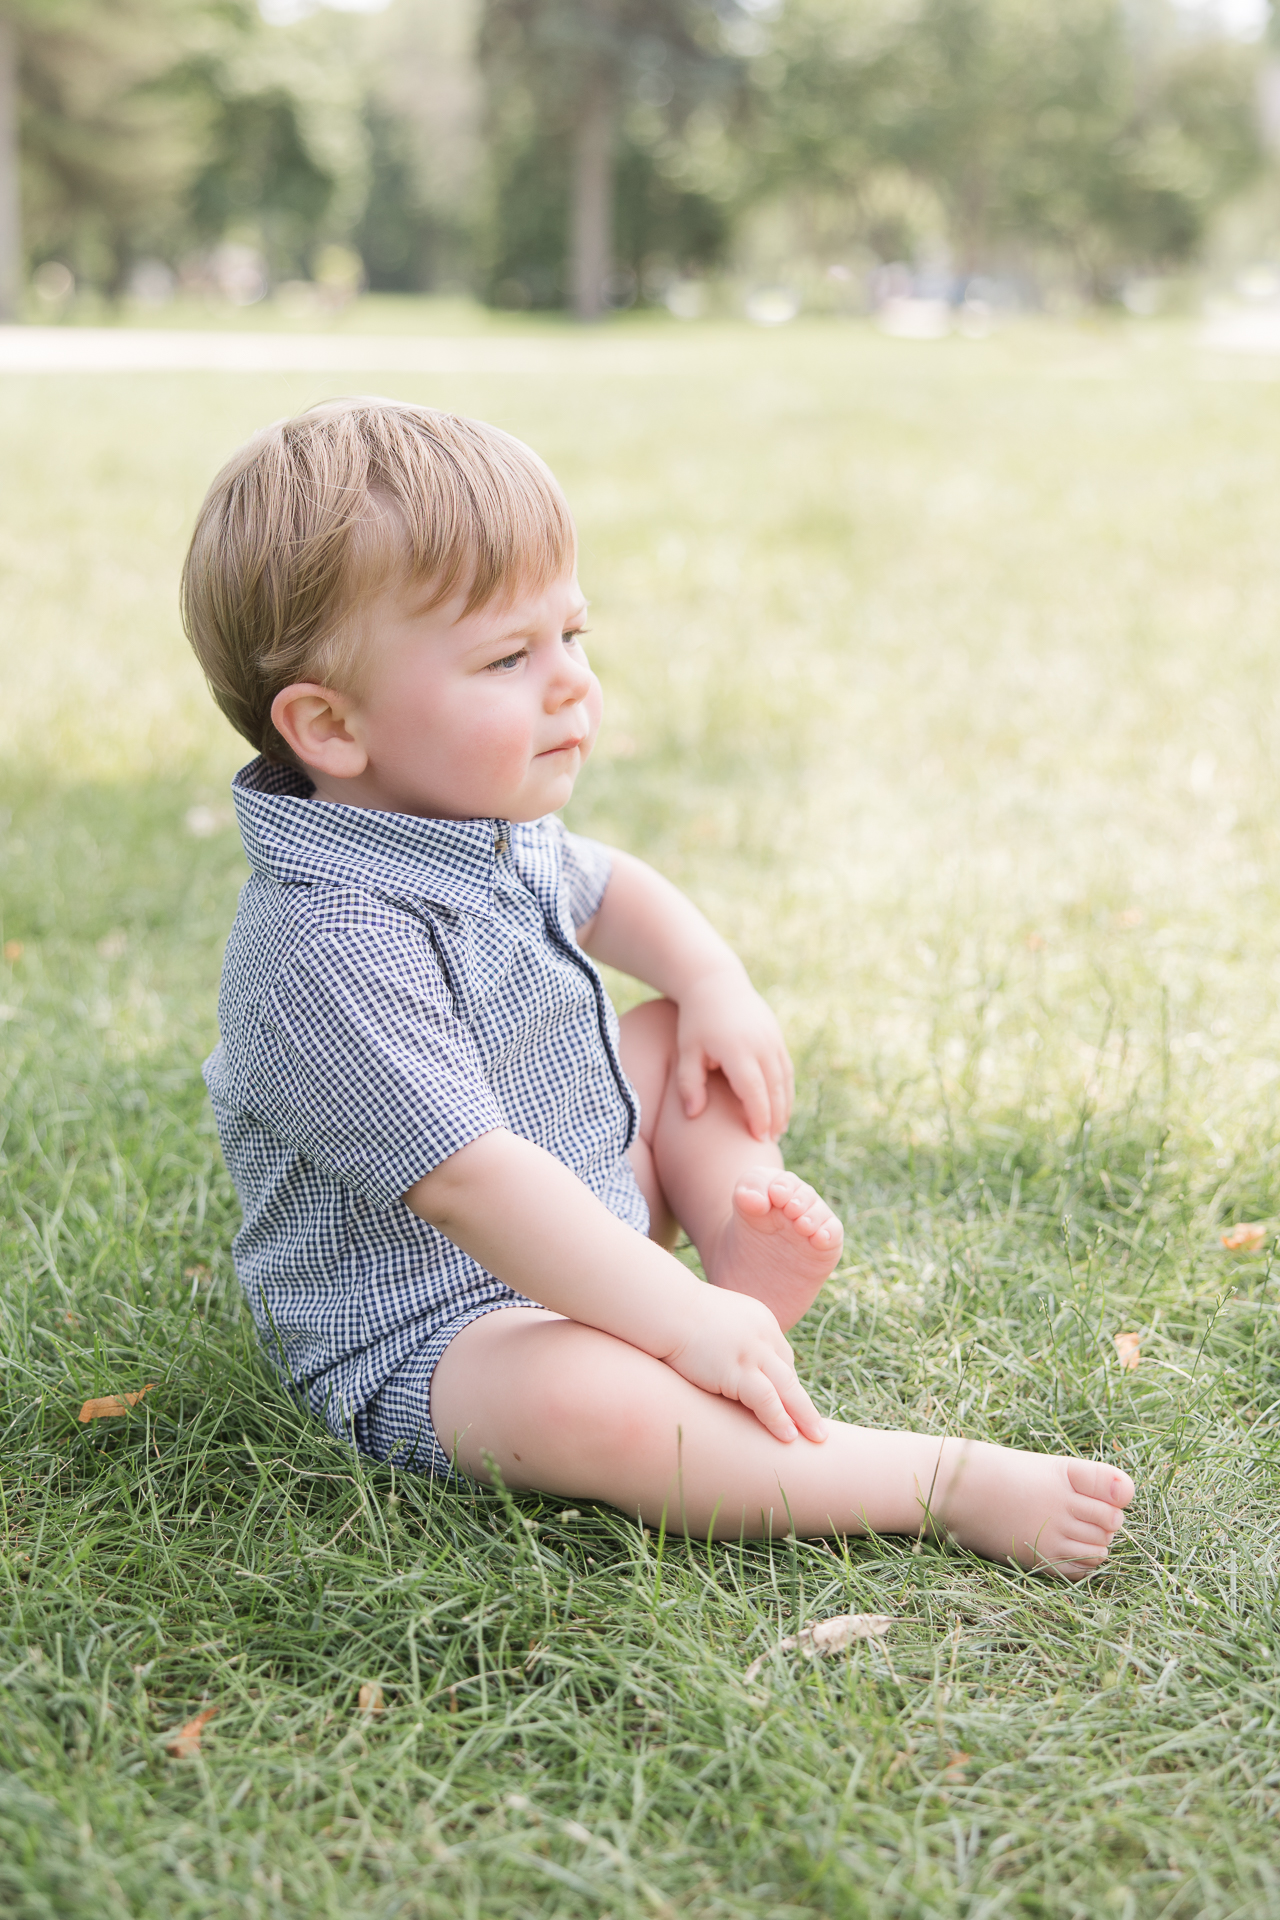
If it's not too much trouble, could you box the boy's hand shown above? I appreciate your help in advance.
[675,970,794,1143]
[578,851,792,1140]
[410,1130,825,1445]
[659,1284,827,1445]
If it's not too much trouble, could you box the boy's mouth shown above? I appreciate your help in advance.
[537,734,587,759]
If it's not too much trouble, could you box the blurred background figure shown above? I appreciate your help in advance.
[0,0,1278,325]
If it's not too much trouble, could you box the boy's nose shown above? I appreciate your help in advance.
[547,650,593,707]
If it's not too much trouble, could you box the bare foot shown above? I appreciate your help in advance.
[707,1169,843,1328]
[929,1443,1136,1580]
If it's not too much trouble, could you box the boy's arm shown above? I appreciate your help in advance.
[402,1128,825,1445]
[576,849,793,1141]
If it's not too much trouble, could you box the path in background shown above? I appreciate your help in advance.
[0,323,671,375]
[6,312,1280,374]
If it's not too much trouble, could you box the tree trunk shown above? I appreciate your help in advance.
[570,62,614,322]
[0,10,19,324]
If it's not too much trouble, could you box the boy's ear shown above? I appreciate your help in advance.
[270,684,369,779]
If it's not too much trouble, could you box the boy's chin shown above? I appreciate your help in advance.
[512,772,580,820]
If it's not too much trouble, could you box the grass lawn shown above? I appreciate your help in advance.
[4,303,1280,1917]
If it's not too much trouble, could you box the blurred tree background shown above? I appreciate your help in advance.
[0,0,1276,322]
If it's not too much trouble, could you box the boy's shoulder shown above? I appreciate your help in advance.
[220,873,427,1020]
[230,755,505,914]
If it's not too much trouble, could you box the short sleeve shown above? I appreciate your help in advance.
[251,916,504,1206]
[557,826,614,928]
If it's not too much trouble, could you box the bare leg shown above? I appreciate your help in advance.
[430,1310,1136,1579]
[619,998,843,1330]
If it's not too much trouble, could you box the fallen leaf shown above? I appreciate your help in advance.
[745,1612,893,1682]
[165,1706,217,1757]
[358,1682,384,1715]
[1221,1223,1267,1253]
[2,941,22,962]
[78,1385,155,1423]
[941,1750,972,1782]
[1113,1332,1141,1371]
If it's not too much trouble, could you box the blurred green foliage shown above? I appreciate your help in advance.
[477,0,740,308]
[752,0,1264,289]
[3,0,1277,309]
[14,0,372,291]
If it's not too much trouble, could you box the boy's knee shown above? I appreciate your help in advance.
[619,996,677,1051]
[617,998,679,1113]
[540,1348,675,1472]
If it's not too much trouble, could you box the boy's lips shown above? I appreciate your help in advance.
[537,734,586,758]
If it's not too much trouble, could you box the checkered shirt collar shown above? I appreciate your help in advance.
[231,756,502,916]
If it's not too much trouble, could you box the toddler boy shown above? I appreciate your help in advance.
[184,399,1133,1574]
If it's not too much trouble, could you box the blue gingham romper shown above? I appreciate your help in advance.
[205,757,649,1476]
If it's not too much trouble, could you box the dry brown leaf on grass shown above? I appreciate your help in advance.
[1113,1332,1141,1371]
[78,1385,155,1423]
[357,1683,385,1715]
[745,1612,894,1682]
[164,1707,217,1758]
[1221,1223,1267,1253]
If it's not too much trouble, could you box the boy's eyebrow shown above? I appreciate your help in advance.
[462,600,591,650]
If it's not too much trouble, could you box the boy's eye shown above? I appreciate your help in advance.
[563,627,590,645]
[487,649,527,673]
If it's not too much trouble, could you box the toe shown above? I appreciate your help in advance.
[1062,1517,1118,1551]
[1042,1534,1111,1574]
[732,1176,773,1219]
[1058,1554,1110,1581]
[1066,1494,1126,1537]
[1066,1460,1135,1510]
[1073,1540,1112,1565]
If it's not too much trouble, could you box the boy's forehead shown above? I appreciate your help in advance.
[395,568,584,630]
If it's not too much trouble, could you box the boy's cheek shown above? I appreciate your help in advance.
[583,676,604,750]
[476,722,542,793]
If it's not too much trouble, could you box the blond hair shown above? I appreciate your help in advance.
[181,399,576,768]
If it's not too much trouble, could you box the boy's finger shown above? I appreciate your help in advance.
[675,1046,708,1118]
[769,1069,791,1139]
[768,1361,828,1444]
[756,1041,791,1139]
[739,1374,799,1444]
[726,1058,772,1140]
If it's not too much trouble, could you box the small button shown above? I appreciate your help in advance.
[494,831,509,853]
